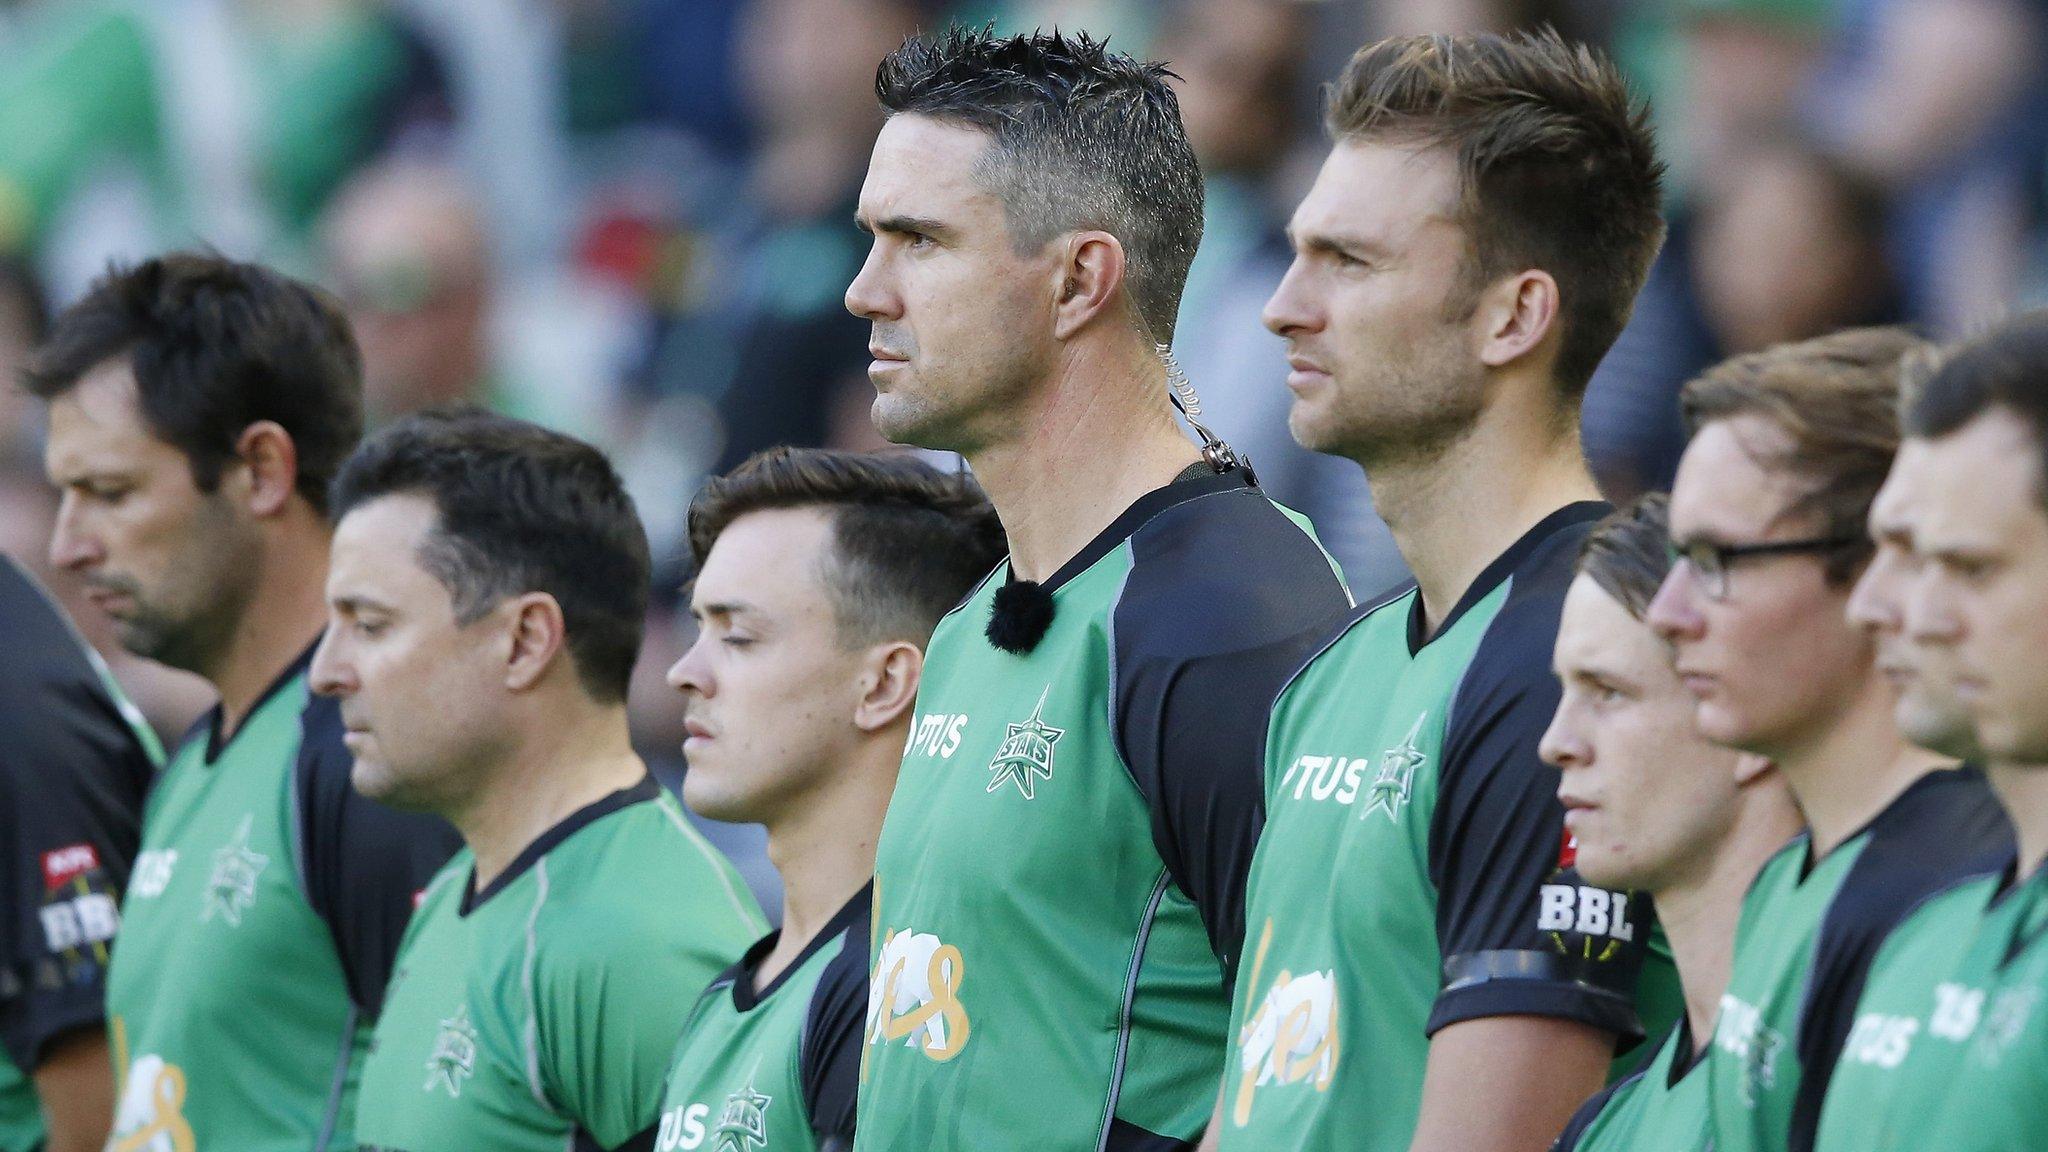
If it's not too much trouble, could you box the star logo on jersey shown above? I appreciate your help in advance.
[986,686,1064,800]
[424,1004,479,1098]
[200,815,267,927]
[1361,712,1428,822]
[712,1080,773,1152]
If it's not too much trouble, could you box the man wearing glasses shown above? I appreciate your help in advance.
[1646,328,2012,1152]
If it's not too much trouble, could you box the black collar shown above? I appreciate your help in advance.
[459,773,661,916]
[200,636,323,765]
[1405,502,1608,656]
[730,883,873,1012]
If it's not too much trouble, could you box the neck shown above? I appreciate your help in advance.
[1654,789,1807,1051]
[1362,392,1595,635]
[210,523,332,736]
[1771,679,1947,858]
[457,701,646,893]
[757,744,896,982]
[966,343,1201,582]
[1987,759,2048,879]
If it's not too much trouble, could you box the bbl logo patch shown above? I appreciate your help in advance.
[1362,712,1429,822]
[201,815,267,927]
[425,1004,479,1097]
[712,1081,773,1152]
[986,686,1064,800]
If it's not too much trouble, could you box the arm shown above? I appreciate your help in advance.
[1408,1016,1614,1152]
[296,695,463,1016]
[801,902,873,1146]
[33,1027,114,1152]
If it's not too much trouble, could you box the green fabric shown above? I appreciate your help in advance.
[855,547,1226,1151]
[1813,873,2002,1152]
[1575,1025,1713,1152]
[356,789,763,1152]
[656,940,841,1152]
[1708,834,1870,1152]
[1886,869,2048,1151]
[105,674,362,1151]
[1219,584,1497,1148]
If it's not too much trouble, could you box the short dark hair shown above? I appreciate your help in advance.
[1578,493,1672,621]
[331,410,650,704]
[688,447,1007,647]
[1904,311,2048,508]
[876,25,1204,343]
[1325,29,1665,395]
[1681,326,1926,584]
[25,253,364,515]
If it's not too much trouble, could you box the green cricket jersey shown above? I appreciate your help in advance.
[1707,768,2009,1152]
[1812,871,2004,1152]
[1552,1016,1712,1152]
[1221,503,1675,1151]
[656,887,870,1152]
[358,775,765,1152]
[104,647,459,1152]
[856,468,1351,1152]
[1884,864,2048,1151]
[0,558,158,1152]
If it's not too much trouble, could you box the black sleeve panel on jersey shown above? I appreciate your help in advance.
[1426,519,1650,1041]
[801,901,872,1144]
[576,1125,655,1152]
[1112,485,1352,983]
[0,558,152,1072]
[1548,1073,1636,1152]
[296,694,463,1018]
[1785,767,2014,1152]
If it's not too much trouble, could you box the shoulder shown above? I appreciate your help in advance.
[536,794,761,945]
[1447,518,1592,726]
[1822,768,2015,958]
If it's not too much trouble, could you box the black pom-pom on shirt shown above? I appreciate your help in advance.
[986,577,1056,654]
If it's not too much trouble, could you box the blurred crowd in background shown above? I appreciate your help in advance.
[0,0,2042,911]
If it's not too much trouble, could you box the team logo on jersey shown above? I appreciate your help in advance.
[1362,712,1429,822]
[110,1054,196,1152]
[1539,882,1638,961]
[200,815,268,927]
[132,849,177,899]
[986,686,1063,800]
[425,1004,480,1097]
[1231,919,1341,1127]
[1972,986,2038,1069]
[865,928,971,1063]
[1715,994,1785,1107]
[712,1081,774,1152]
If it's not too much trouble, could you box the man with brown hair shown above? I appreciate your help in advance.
[1221,29,1676,1152]
[656,448,1005,1152]
[1646,328,2011,1152]
[1543,496,1803,1152]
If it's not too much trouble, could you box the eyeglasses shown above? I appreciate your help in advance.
[1665,534,1869,600]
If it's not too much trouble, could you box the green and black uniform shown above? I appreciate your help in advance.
[856,468,1351,1152]
[1896,863,2048,1150]
[1221,503,1678,1151]
[105,645,461,1151]
[1706,768,2009,1152]
[656,886,870,1152]
[1811,869,2007,1152]
[358,774,765,1152]
[1552,1015,1713,1152]
[0,558,159,1151]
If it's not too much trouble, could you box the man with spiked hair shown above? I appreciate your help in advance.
[1223,30,1680,1152]
[844,25,1351,1152]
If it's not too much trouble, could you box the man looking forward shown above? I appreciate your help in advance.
[844,26,1352,1152]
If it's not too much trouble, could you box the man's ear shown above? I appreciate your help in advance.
[1052,230,1129,341]
[233,421,301,518]
[502,592,570,693]
[1473,269,1561,372]
[854,641,924,733]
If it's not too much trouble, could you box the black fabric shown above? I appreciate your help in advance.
[458,774,659,916]
[1424,505,1653,1042]
[1104,1116,1194,1152]
[296,692,463,1017]
[573,1124,655,1152]
[799,891,873,1144]
[0,558,153,1072]
[1785,766,2012,1152]
[1110,478,1351,980]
